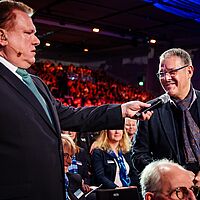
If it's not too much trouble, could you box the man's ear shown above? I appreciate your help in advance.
[0,29,8,46]
[187,65,194,78]
[145,192,155,200]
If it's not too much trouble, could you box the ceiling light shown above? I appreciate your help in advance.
[45,42,51,47]
[149,39,156,44]
[83,48,89,52]
[92,28,100,33]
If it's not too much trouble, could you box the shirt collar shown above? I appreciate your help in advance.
[169,88,197,109]
[0,56,18,73]
[0,56,23,80]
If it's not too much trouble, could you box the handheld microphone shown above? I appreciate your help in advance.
[134,93,169,119]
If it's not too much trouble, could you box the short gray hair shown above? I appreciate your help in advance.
[140,159,183,198]
[159,48,192,66]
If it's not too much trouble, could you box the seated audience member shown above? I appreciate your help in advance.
[124,118,138,141]
[61,134,95,200]
[140,159,199,200]
[91,129,139,189]
[62,130,91,184]
[77,132,100,154]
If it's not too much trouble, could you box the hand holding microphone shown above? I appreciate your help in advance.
[121,94,169,121]
[121,101,153,121]
[134,93,169,119]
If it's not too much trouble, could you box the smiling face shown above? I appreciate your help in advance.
[158,56,194,100]
[1,9,40,68]
[124,118,137,140]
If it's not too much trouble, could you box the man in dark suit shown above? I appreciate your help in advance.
[132,48,200,187]
[0,1,152,200]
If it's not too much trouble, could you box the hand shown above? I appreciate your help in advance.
[121,101,153,120]
[82,180,91,193]
[129,186,137,189]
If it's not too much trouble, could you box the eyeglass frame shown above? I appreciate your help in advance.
[154,185,200,200]
[63,152,73,159]
[156,65,189,79]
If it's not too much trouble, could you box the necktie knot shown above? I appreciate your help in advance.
[16,68,29,78]
[177,101,188,111]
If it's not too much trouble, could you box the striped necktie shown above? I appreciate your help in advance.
[16,68,52,124]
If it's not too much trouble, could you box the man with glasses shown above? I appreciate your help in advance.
[140,159,199,200]
[132,48,200,190]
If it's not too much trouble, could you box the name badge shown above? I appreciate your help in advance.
[74,189,84,199]
[107,160,115,164]
[77,161,83,166]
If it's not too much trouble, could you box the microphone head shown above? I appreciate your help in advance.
[158,93,170,104]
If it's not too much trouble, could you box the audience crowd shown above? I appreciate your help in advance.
[30,60,154,107]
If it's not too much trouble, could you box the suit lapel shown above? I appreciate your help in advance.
[195,90,200,122]
[34,79,61,133]
[0,63,57,134]
[159,102,181,161]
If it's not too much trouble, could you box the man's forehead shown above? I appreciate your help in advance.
[13,9,35,28]
[159,61,183,70]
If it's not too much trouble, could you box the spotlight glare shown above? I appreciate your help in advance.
[149,39,156,44]
[45,42,51,47]
[139,81,144,86]
[93,28,100,32]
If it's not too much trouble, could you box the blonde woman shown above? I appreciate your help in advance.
[62,130,91,184]
[124,118,138,141]
[91,130,139,189]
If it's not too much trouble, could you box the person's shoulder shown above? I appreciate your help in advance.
[76,147,88,159]
[67,172,82,182]
[79,147,86,153]
[124,151,131,156]
[123,151,132,161]
[92,148,103,154]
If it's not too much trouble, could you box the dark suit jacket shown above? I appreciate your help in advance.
[67,172,95,200]
[132,91,200,173]
[67,172,85,200]
[0,63,124,200]
[76,147,91,184]
[91,148,139,189]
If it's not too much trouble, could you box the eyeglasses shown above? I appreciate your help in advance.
[156,65,188,79]
[63,153,73,159]
[160,186,200,200]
